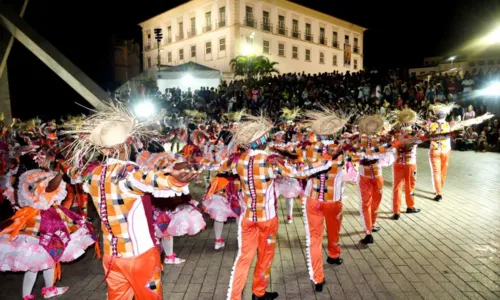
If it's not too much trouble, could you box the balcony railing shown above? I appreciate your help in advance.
[319,37,327,45]
[187,30,196,38]
[292,30,301,39]
[261,22,273,32]
[216,18,227,28]
[176,33,184,41]
[244,17,257,28]
[332,40,339,48]
[277,26,288,36]
[305,33,313,42]
[166,37,172,44]
[353,46,359,53]
[203,23,212,32]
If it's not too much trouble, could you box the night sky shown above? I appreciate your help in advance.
[5,0,500,119]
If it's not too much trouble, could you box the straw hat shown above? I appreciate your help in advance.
[304,106,349,136]
[233,114,273,149]
[64,101,164,166]
[357,115,385,135]
[281,107,302,122]
[224,109,246,123]
[429,103,458,117]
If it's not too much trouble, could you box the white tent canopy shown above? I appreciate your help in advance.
[155,62,221,92]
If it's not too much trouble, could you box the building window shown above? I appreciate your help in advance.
[332,31,338,47]
[245,6,255,27]
[167,52,172,63]
[354,59,358,69]
[305,23,312,41]
[263,40,270,54]
[147,56,151,68]
[305,49,311,61]
[345,35,349,45]
[219,7,226,27]
[278,15,286,35]
[319,52,324,64]
[206,41,212,54]
[488,59,495,65]
[354,37,359,53]
[191,45,196,58]
[205,11,212,29]
[292,19,299,38]
[292,46,298,59]
[478,60,485,66]
[178,22,184,40]
[333,55,337,66]
[179,49,184,60]
[191,18,196,34]
[262,11,271,31]
[469,62,475,67]
[278,43,285,57]
[319,28,325,45]
[167,26,172,43]
[219,38,226,51]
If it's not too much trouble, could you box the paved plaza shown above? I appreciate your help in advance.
[1,148,500,300]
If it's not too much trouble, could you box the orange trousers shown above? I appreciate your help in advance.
[228,217,278,300]
[103,247,163,300]
[304,197,342,284]
[392,164,417,214]
[358,175,384,235]
[429,150,450,195]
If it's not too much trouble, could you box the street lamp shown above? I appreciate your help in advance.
[154,28,163,71]
[448,56,456,70]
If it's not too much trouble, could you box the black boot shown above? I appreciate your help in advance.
[393,214,400,220]
[252,292,279,300]
[315,280,326,292]
[433,195,442,201]
[372,225,381,232]
[326,256,343,265]
[360,234,374,244]
[406,208,421,214]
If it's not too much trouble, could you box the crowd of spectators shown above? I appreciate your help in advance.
[118,69,500,152]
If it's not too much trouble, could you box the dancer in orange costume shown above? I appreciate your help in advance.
[272,108,352,292]
[425,104,493,201]
[347,115,398,245]
[389,109,426,220]
[218,115,331,300]
[65,104,200,300]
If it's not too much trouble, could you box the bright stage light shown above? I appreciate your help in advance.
[478,81,500,97]
[134,101,155,118]
[242,43,254,55]
[183,74,193,85]
[482,26,500,45]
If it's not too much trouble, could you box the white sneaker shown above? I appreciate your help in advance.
[286,216,293,224]
[215,238,225,250]
[164,253,186,265]
[41,286,68,299]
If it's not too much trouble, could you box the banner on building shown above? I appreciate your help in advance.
[344,45,351,66]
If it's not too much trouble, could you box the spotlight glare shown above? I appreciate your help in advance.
[134,101,155,118]
[478,81,500,97]
[182,74,193,85]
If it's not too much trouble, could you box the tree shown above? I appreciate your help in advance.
[230,55,279,81]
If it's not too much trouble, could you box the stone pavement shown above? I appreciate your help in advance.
[1,148,500,300]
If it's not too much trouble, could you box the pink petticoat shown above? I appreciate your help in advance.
[0,227,95,272]
[202,194,239,223]
[154,205,206,237]
[275,177,303,199]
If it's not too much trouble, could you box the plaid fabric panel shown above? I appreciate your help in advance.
[428,122,452,151]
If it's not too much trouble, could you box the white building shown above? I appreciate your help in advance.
[410,54,500,79]
[138,0,366,80]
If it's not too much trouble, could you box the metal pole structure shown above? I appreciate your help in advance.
[154,28,162,72]
[0,0,28,79]
[0,8,107,109]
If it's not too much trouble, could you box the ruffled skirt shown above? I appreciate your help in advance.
[0,227,95,272]
[154,204,206,238]
[203,194,239,223]
[275,177,303,199]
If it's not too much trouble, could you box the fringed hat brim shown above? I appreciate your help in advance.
[358,115,385,135]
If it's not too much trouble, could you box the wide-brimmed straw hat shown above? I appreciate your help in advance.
[429,103,458,117]
[305,106,350,137]
[233,114,273,149]
[281,107,302,122]
[358,115,385,135]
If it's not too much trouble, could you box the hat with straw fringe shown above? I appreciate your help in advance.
[63,101,165,166]
[304,106,350,140]
[388,109,423,127]
[281,107,302,122]
[224,109,246,123]
[429,102,458,118]
[184,109,207,121]
[232,114,273,150]
[357,114,385,135]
